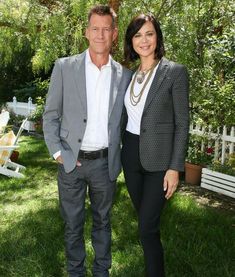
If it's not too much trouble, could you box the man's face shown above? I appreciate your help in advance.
[85,14,117,56]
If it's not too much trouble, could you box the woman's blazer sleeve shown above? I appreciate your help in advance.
[169,64,189,171]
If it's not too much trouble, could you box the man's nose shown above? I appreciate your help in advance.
[97,29,104,38]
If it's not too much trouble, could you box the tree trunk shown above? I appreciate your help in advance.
[108,0,122,55]
[108,0,121,14]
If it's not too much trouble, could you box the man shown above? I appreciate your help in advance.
[43,5,132,277]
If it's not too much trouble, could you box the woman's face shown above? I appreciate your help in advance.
[132,21,157,60]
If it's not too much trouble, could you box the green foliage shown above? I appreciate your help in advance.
[161,0,235,128]
[0,39,34,104]
[29,96,46,123]
[210,154,235,176]
[13,78,49,102]
[0,0,234,127]
[7,112,25,128]
[186,134,214,166]
[196,78,235,127]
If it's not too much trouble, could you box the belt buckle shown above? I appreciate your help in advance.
[80,149,105,160]
[84,151,92,159]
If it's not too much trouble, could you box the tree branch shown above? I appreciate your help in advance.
[157,0,181,18]
[108,0,122,14]
[0,21,41,34]
[156,0,168,18]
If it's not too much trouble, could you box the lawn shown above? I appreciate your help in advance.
[0,135,234,277]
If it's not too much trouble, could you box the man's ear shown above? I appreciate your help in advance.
[85,28,89,40]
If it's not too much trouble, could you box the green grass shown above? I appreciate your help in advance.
[0,135,234,277]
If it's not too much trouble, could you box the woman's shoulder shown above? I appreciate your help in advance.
[161,57,188,77]
[162,57,186,69]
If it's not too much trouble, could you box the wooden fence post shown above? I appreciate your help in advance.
[221,126,227,164]
[229,127,234,155]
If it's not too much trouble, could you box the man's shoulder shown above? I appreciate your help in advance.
[56,51,86,66]
[122,65,132,76]
[112,59,132,77]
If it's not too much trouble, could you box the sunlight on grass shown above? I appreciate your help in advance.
[111,246,144,277]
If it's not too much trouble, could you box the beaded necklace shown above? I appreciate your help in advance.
[130,61,159,106]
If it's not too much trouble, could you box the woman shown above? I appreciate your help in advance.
[121,14,189,276]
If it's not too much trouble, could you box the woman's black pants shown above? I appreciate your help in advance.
[121,131,166,277]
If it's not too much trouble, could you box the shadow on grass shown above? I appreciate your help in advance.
[0,163,57,197]
[18,137,52,167]
[0,205,66,277]
[111,180,145,277]
[161,194,235,277]
[1,181,234,276]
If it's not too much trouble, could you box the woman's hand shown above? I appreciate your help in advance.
[163,169,179,199]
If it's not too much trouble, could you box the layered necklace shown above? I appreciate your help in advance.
[130,60,159,106]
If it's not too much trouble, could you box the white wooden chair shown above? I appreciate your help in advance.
[0,118,28,178]
[0,110,10,136]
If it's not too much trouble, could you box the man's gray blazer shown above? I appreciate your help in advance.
[123,57,189,172]
[43,51,132,180]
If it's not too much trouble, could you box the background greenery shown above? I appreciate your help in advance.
[1,2,234,275]
[0,0,234,127]
[0,136,234,276]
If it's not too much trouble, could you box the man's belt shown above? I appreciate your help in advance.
[78,148,108,160]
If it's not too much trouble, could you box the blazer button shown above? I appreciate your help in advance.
[83,119,87,123]
[142,129,146,133]
[78,139,82,143]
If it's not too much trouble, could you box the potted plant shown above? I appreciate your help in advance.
[10,150,19,162]
[29,96,45,134]
[185,134,214,185]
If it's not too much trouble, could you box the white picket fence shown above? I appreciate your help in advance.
[6,97,36,131]
[190,124,235,164]
[6,97,36,117]
[190,124,235,198]
[201,168,235,198]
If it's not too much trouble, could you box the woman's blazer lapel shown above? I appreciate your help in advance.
[143,57,169,112]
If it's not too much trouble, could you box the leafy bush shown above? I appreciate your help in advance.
[186,134,214,166]
[210,154,235,176]
[193,78,235,128]
[12,78,49,102]
[29,96,45,123]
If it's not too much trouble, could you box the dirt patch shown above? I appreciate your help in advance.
[178,182,235,213]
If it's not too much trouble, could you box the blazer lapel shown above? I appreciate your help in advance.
[143,57,169,111]
[108,60,122,119]
[73,52,87,115]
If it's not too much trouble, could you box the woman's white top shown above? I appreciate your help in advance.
[124,63,159,135]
